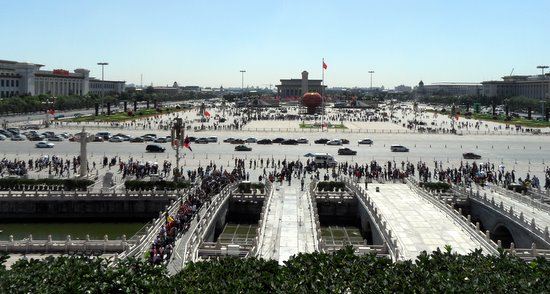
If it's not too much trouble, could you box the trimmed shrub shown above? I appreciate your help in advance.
[419,182,451,192]
[124,180,191,191]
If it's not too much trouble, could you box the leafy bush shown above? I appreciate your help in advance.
[317,181,346,192]
[124,180,190,191]
[419,182,451,192]
[2,247,550,293]
[0,178,93,191]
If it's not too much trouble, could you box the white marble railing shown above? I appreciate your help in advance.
[342,177,399,261]
[455,185,550,249]
[253,180,275,257]
[0,189,181,199]
[407,179,499,255]
[0,234,134,254]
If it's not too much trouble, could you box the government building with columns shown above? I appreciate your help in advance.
[276,71,326,99]
[0,59,125,98]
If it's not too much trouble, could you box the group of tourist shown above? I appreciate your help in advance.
[148,166,244,265]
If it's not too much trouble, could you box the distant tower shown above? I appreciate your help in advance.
[301,71,309,95]
[173,82,179,88]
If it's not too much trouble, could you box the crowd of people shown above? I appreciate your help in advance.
[148,165,244,265]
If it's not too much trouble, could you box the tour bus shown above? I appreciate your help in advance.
[313,153,337,167]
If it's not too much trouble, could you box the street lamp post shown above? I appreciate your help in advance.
[368,70,375,90]
[537,65,549,76]
[240,70,246,100]
[97,62,109,113]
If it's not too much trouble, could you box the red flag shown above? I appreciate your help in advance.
[204,111,211,117]
[323,61,328,70]
[183,136,192,151]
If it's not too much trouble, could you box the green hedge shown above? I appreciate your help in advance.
[420,182,451,192]
[124,180,191,191]
[0,178,94,191]
[316,181,346,192]
[1,247,550,293]
[237,182,265,193]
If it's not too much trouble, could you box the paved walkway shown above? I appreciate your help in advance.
[364,183,487,259]
[257,182,316,263]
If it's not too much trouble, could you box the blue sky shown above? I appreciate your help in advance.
[1,0,549,88]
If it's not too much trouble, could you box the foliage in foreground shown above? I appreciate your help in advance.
[1,247,550,293]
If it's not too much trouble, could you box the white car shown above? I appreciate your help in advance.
[245,137,257,143]
[109,136,123,142]
[297,138,308,144]
[358,138,373,145]
[326,139,342,146]
[48,135,64,141]
[36,141,54,148]
[0,134,6,141]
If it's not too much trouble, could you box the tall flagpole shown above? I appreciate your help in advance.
[322,58,325,132]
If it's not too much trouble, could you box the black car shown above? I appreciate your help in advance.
[314,138,330,144]
[272,138,285,144]
[281,139,298,145]
[257,139,273,145]
[340,139,350,144]
[235,145,252,151]
[463,152,482,159]
[130,137,144,143]
[231,139,245,144]
[188,136,196,142]
[146,144,165,153]
[338,148,357,155]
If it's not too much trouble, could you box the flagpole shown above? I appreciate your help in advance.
[322,58,325,132]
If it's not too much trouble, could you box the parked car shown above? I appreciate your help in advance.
[195,138,209,144]
[231,139,245,144]
[130,137,144,143]
[207,136,218,143]
[142,135,155,141]
[272,138,285,143]
[235,145,252,151]
[390,145,409,152]
[96,132,111,140]
[27,134,45,141]
[340,139,350,144]
[154,137,169,143]
[36,141,54,148]
[10,134,26,141]
[223,137,236,143]
[0,130,12,138]
[109,136,124,142]
[358,138,373,145]
[297,138,309,144]
[115,134,131,141]
[257,139,272,145]
[245,137,257,143]
[48,135,64,141]
[338,148,357,155]
[188,136,196,142]
[326,139,343,146]
[463,152,482,159]
[0,134,7,141]
[281,139,298,145]
[314,138,330,144]
[92,136,104,142]
[146,144,165,153]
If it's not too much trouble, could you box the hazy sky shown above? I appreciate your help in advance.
[1,0,549,88]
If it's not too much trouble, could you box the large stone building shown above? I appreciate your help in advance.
[0,59,125,98]
[276,71,326,99]
[482,75,550,100]
[416,81,482,96]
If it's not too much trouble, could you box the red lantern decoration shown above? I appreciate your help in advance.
[302,92,323,114]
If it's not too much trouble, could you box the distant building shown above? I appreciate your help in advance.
[276,71,326,99]
[417,81,482,96]
[394,85,412,93]
[0,59,125,98]
[482,74,550,99]
[153,82,181,96]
